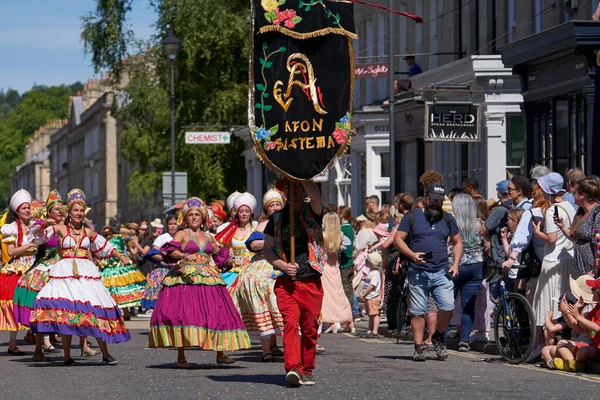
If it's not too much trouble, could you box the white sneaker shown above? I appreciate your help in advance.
[137,310,153,318]
[468,332,489,342]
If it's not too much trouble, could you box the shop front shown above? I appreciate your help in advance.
[500,21,600,175]
[393,55,524,198]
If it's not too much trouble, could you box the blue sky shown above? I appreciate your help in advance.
[0,0,157,94]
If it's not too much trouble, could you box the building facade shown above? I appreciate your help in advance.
[12,120,66,200]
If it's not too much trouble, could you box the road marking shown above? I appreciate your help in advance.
[448,349,600,383]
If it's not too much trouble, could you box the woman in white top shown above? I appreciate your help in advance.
[531,173,576,327]
[352,213,378,292]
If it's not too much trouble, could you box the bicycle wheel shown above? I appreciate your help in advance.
[493,292,536,364]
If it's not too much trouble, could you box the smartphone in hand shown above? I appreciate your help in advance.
[554,206,559,219]
[422,251,433,261]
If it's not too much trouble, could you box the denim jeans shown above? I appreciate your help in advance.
[452,262,484,342]
[353,294,360,317]
[408,268,455,315]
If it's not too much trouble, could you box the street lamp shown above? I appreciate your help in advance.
[162,26,181,207]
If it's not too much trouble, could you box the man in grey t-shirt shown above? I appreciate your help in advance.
[480,180,512,265]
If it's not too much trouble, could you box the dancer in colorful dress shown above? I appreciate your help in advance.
[215,192,257,293]
[216,191,242,234]
[237,189,285,362]
[12,190,64,360]
[0,189,37,355]
[30,189,132,366]
[209,201,227,234]
[148,197,251,368]
[140,214,179,312]
[99,218,146,318]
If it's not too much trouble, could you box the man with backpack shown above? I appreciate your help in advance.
[480,180,513,266]
[394,183,463,362]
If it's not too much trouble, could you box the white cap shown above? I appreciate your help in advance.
[10,189,32,213]
[227,191,242,211]
[234,192,257,215]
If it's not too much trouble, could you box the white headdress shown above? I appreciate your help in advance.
[227,191,242,211]
[262,189,285,211]
[233,192,257,215]
[10,189,32,213]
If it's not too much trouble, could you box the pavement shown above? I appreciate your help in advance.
[2,318,600,400]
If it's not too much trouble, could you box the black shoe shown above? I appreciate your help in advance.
[300,374,315,386]
[64,358,76,366]
[103,356,119,365]
[285,369,301,387]
[7,348,26,356]
[413,345,427,362]
[458,341,470,353]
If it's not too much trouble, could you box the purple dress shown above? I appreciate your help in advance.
[148,234,251,350]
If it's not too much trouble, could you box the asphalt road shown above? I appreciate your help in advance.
[1,319,599,400]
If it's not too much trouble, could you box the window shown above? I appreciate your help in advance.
[531,101,553,169]
[568,94,587,170]
[506,116,526,177]
[380,151,390,178]
[84,126,99,157]
[508,0,517,43]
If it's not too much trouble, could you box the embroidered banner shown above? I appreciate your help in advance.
[249,0,357,180]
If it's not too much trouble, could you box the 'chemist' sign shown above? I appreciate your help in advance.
[185,132,231,144]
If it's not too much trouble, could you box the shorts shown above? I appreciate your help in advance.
[365,297,381,316]
[408,268,455,316]
[573,342,600,360]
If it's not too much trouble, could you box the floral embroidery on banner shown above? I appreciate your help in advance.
[262,0,303,29]
[333,112,352,145]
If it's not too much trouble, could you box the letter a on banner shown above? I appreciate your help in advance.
[248,0,357,180]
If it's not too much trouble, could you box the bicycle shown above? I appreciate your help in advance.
[489,262,536,364]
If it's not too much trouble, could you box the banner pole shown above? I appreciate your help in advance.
[289,179,295,265]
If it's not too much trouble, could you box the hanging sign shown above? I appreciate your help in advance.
[424,103,481,142]
[185,132,231,144]
[248,0,357,180]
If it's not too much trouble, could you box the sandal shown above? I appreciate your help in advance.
[31,352,47,362]
[177,360,193,369]
[553,358,565,370]
[316,345,326,354]
[81,347,100,357]
[50,335,62,344]
[261,353,275,362]
[270,345,284,357]
[43,345,61,354]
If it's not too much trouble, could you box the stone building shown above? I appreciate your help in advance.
[12,119,67,200]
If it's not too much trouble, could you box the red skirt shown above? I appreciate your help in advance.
[0,272,22,331]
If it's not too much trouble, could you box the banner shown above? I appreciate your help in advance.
[249,0,357,180]
[425,103,481,142]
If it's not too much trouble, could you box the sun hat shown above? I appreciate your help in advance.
[366,252,382,268]
[150,218,164,229]
[538,172,566,196]
[356,215,368,222]
[570,275,596,304]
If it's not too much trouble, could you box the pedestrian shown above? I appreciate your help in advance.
[321,212,353,333]
[236,189,285,362]
[365,195,380,214]
[358,252,382,337]
[337,206,356,321]
[30,189,131,365]
[449,194,485,352]
[262,180,325,387]
[480,180,513,266]
[508,176,533,210]
[531,173,576,328]
[0,189,37,355]
[557,177,600,279]
[419,171,453,213]
[562,168,585,211]
[462,177,483,199]
[148,197,250,367]
[530,165,551,181]
[394,183,463,361]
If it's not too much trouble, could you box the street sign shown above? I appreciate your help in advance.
[354,62,389,79]
[162,172,188,207]
[185,132,231,144]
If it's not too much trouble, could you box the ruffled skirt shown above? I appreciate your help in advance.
[148,261,250,350]
[0,272,25,331]
[100,261,146,308]
[235,258,283,336]
[13,263,52,327]
[141,267,170,309]
[30,258,131,343]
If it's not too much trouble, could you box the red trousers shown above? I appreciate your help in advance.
[274,277,323,375]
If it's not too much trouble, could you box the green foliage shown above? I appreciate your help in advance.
[83,0,250,202]
[0,84,81,207]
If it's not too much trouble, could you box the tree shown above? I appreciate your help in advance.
[82,0,249,202]
[0,84,81,207]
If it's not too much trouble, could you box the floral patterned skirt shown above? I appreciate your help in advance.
[141,267,170,309]
[13,264,52,327]
[30,258,131,343]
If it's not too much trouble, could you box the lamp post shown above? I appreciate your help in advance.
[162,26,181,207]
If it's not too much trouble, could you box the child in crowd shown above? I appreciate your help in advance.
[359,252,382,338]
[553,277,600,372]
[540,292,577,369]
[500,209,525,293]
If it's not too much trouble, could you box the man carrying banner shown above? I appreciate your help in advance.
[263,180,324,387]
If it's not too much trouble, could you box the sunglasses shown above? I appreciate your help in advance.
[507,187,517,192]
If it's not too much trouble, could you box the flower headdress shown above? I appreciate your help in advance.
[178,197,210,228]
[66,188,86,211]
